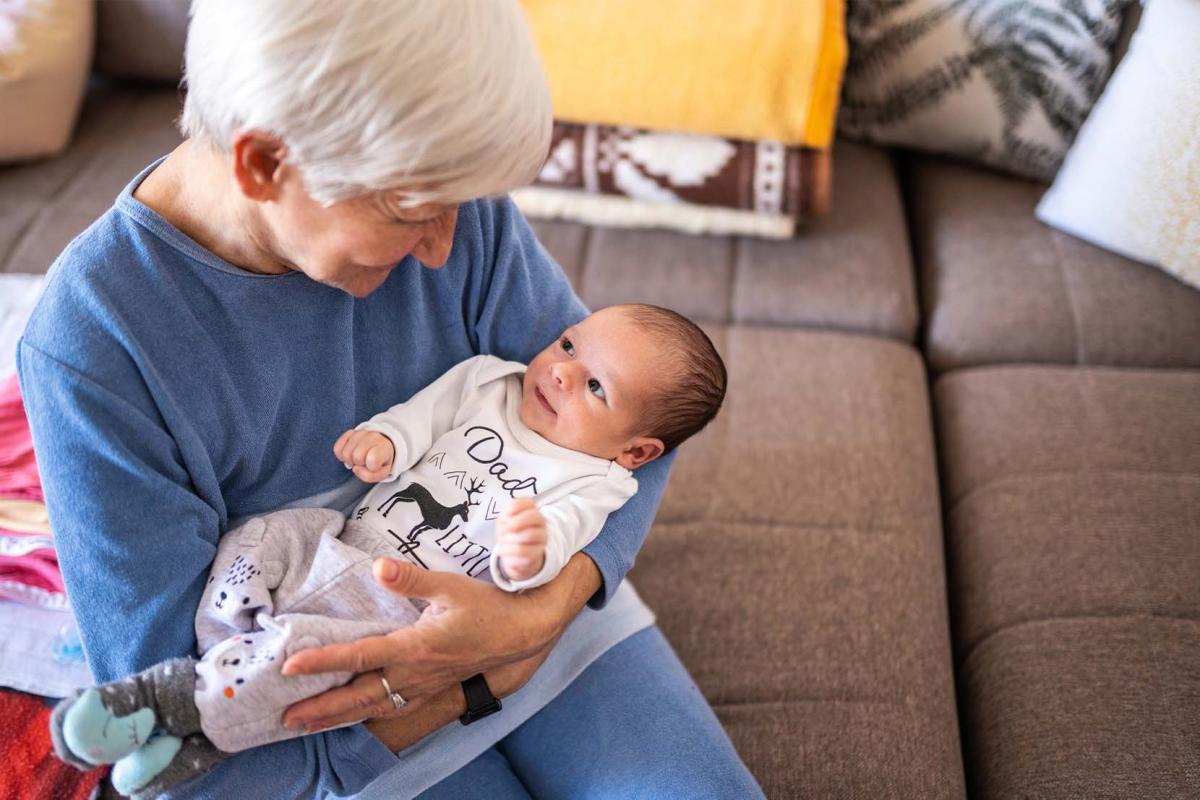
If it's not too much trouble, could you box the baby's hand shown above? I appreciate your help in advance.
[495,498,547,582]
[333,429,395,483]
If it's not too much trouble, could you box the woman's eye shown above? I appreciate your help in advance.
[561,337,575,356]
[587,378,606,399]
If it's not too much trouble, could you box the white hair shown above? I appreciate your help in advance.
[180,0,552,207]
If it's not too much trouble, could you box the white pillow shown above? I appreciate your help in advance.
[0,0,94,163]
[1036,0,1199,291]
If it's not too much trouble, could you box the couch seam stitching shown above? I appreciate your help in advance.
[946,468,1200,516]
[959,611,1200,674]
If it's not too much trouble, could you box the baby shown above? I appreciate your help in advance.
[49,303,726,798]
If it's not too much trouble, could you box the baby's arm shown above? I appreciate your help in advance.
[491,473,638,591]
[333,355,499,483]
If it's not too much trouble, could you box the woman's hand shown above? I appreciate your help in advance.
[363,630,563,751]
[279,552,600,733]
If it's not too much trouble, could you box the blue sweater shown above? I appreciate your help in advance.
[17,164,669,797]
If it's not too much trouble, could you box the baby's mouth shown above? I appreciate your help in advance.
[535,386,556,415]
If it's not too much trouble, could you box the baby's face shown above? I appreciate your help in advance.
[520,306,665,468]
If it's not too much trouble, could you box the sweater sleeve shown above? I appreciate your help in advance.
[489,471,639,592]
[464,197,676,608]
[16,341,219,682]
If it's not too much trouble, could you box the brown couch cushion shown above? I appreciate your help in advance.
[94,0,189,83]
[935,366,1200,799]
[962,619,1199,800]
[631,328,966,798]
[531,139,919,342]
[1,84,182,274]
[906,155,1200,373]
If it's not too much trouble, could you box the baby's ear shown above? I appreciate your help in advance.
[615,437,664,470]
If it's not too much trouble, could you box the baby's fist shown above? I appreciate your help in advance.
[495,498,547,582]
[333,429,395,483]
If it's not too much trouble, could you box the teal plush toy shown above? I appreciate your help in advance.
[60,688,182,794]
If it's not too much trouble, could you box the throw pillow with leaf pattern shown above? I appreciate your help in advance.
[838,0,1131,181]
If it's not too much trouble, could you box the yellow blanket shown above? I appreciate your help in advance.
[522,0,846,149]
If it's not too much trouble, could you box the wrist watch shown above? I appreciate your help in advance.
[459,673,502,725]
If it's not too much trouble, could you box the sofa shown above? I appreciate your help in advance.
[1,6,1197,799]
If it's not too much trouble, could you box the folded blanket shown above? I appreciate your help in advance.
[513,188,798,239]
[0,533,63,598]
[0,601,91,697]
[531,122,831,219]
[0,498,50,535]
[0,688,105,799]
[0,373,42,502]
[522,0,847,147]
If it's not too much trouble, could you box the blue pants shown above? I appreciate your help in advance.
[169,625,762,799]
[415,625,764,799]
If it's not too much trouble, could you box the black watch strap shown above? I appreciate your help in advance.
[459,673,502,725]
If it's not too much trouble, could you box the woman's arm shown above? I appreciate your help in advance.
[17,341,221,681]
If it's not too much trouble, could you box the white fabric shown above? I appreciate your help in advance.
[355,355,637,592]
[1036,0,1200,291]
[0,273,46,378]
[0,600,91,697]
[511,186,796,239]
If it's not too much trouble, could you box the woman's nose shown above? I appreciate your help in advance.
[412,208,458,269]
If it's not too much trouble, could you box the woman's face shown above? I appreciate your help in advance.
[259,180,459,297]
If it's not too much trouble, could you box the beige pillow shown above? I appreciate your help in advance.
[0,0,93,163]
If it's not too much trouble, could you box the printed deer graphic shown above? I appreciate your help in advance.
[376,479,486,541]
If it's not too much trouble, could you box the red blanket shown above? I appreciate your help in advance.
[0,689,106,800]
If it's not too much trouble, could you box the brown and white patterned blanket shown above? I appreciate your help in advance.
[531,122,831,219]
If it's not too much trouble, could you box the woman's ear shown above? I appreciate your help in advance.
[615,437,665,470]
[230,130,289,202]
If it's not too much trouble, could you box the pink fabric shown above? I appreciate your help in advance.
[0,374,41,502]
[0,549,63,595]
[0,374,61,608]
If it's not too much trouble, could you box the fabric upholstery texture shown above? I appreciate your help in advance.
[93,0,188,83]
[533,139,918,341]
[631,328,966,798]
[935,366,1200,799]
[905,153,1200,372]
[0,84,182,274]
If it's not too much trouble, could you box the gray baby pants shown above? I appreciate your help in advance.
[193,507,422,752]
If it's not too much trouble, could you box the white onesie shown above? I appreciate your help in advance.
[352,354,637,591]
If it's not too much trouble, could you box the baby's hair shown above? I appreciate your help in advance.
[617,304,727,453]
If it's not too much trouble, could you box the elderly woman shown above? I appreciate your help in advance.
[18,1,763,798]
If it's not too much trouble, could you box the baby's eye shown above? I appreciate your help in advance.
[587,378,606,399]
[560,337,575,356]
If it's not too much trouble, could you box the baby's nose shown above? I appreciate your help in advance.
[552,360,576,389]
